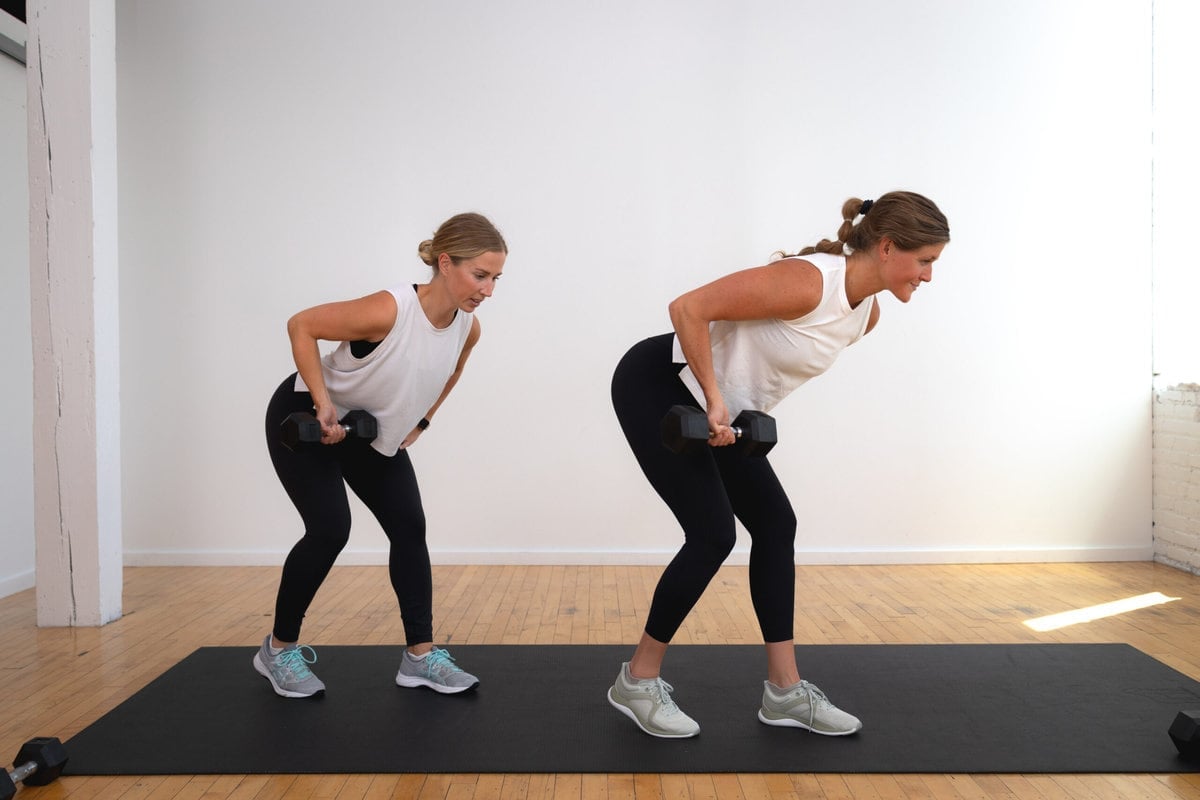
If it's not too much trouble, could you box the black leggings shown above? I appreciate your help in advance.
[611,334,798,644]
[265,375,433,646]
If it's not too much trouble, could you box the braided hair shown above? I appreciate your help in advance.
[780,192,949,259]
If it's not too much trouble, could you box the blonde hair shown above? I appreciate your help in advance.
[784,191,949,258]
[417,212,507,270]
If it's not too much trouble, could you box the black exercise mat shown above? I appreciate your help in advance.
[63,644,1200,774]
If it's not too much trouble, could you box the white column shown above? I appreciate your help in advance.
[26,0,122,626]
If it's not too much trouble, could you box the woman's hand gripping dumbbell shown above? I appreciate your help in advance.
[280,409,378,451]
[659,404,777,457]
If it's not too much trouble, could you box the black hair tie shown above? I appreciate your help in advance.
[860,199,874,216]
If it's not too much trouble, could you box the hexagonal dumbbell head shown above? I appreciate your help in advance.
[731,410,777,457]
[1170,710,1200,760]
[340,410,378,442]
[13,736,68,786]
[280,412,322,450]
[661,405,710,455]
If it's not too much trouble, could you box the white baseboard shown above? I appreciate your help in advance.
[2,546,1161,601]
[122,544,1156,567]
[0,569,34,598]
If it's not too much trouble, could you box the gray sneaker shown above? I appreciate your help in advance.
[607,662,700,738]
[395,647,479,694]
[758,679,862,735]
[252,635,326,698]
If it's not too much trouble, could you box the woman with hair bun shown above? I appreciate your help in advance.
[253,212,507,698]
[607,191,949,738]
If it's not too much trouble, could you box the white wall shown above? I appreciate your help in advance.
[1153,0,1200,387]
[114,0,1154,567]
[1151,0,1200,574]
[1,45,34,594]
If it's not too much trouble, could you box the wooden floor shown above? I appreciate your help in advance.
[2,562,1200,799]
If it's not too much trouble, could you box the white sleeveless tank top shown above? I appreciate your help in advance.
[295,285,473,455]
[672,252,874,419]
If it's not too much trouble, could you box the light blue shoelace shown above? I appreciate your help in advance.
[277,645,318,679]
[423,647,461,676]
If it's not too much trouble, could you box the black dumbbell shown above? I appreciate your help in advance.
[280,410,378,451]
[1169,710,1200,760]
[1,737,68,799]
[660,404,777,457]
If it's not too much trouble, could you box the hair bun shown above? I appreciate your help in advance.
[417,239,435,266]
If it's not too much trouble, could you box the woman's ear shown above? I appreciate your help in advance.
[437,252,453,276]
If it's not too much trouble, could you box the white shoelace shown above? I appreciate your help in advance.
[647,677,682,713]
[789,680,830,727]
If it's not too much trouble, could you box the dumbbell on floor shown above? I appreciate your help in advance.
[660,404,777,457]
[1,737,68,799]
[1169,710,1200,760]
[281,410,378,451]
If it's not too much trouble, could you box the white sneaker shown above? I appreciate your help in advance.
[606,662,700,738]
[758,679,862,735]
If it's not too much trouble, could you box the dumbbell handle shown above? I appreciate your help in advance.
[310,422,358,436]
[303,423,355,441]
[8,759,39,783]
[712,425,747,439]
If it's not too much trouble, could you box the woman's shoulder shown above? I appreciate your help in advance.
[373,284,416,317]
[781,251,844,272]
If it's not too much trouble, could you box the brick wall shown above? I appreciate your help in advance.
[1153,383,1200,573]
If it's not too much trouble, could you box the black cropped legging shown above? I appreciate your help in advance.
[265,374,432,646]
[611,334,798,644]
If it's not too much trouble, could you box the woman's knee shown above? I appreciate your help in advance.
[757,527,797,561]
[379,507,426,545]
[776,512,798,546]
[686,525,737,566]
[301,509,353,553]
[754,504,797,544]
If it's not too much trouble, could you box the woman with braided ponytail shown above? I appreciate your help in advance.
[607,191,949,739]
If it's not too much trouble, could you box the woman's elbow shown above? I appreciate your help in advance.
[286,313,314,345]
[668,295,689,326]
